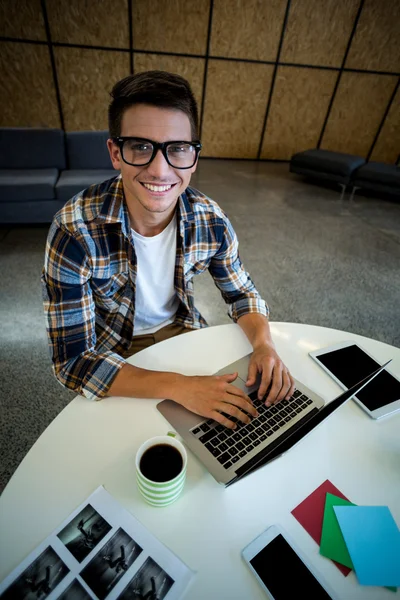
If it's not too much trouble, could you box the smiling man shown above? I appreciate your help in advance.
[42,70,294,429]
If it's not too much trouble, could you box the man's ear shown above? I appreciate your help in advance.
[107,139,122,170]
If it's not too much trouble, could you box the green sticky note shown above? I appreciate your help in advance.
[320,493,355,568]
[320,494,397,593]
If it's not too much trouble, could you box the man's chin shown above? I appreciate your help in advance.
[137,195,179,214]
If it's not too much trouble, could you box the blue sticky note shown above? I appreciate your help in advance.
[333,505,400,587]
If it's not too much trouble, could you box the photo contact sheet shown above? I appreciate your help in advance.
[0,486,194,600]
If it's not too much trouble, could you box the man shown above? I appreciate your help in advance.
[42,70,294,430]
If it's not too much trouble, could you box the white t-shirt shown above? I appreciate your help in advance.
[131,216,179,336]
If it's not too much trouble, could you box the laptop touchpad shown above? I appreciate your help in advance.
[215,355,261,393]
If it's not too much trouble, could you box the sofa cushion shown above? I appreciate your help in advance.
[55,169,117,201]
[0,128,66,169]
[66,131,112,169]
[0,200,67,224]
[353,162,400,188]
[290,149,365,182]
[0,169,58,202]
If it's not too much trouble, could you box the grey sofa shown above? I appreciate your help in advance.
[290,148,399,200]
[349,161,400,199]
[0,128,117,224]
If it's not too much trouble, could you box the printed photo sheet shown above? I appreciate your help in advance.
[0,486,195,600]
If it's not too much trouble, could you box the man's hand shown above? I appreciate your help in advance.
[246,343,295,406]
[172,372,259,429]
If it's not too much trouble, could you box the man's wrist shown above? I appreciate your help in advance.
[252,338,275,352]
[237,313,275,351]
[164,372,187,402]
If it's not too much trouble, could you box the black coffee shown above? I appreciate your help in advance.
[140,444,183,483]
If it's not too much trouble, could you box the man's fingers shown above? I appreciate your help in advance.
[218,371,238,382]
[258,362,274,399]
[225,387,259,418]
[246,363,258,386]
[285,372,296,400]
[274,371,292,403]
[210,410,237,430]
[215,402,251,426]
[265,367,294,405]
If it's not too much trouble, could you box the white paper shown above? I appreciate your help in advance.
[0,486,195,600]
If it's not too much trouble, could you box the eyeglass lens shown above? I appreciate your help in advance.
[121,139,197,168]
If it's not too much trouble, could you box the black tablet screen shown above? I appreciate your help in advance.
[316,345,400,411]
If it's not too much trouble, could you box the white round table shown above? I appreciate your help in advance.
[1,322,399,600]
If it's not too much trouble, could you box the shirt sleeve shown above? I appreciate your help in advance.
[208,214,269,322]
[41,222,126,400]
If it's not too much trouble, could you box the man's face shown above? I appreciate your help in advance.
[108,104,198,218]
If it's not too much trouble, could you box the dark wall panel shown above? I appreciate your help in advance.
[346,0,400,73]
[261,67,337,159]
[132,0,210,55]
[0,42,60,127]
[280,0,359,67]
[371,87,400,164]
[0,0,46,41]
[55,48,129,131]
[321,72,398,157]
[210,0,287,61]
[201,60,274,158]
[46,0,129,48]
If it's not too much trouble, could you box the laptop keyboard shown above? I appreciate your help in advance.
[190,389,313,469]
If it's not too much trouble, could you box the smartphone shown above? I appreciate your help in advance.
[242,524,337,599]
[309,341,400,420]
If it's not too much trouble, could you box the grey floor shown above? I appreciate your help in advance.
[1,161,399,494]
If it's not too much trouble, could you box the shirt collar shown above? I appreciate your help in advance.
[92,175,131,237]
[178,187,195,224]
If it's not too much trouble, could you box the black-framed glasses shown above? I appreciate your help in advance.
[113,137,202,169]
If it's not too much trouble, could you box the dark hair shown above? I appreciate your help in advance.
[108,70,199,140]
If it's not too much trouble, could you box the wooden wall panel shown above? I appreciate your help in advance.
[0,42,60,127]
[134,54,205,119]
[371,87,400,164]
[0,0,46,41]
[2,0,398,160]
[261,67,337,159]
[346,0,400,73]
[321,73,398,157]
[132,0,210,55]
[210,0,287,61]
[201,60,273,158]
[280,0,359,67]
[55,48,130,131]
[46,0,129,48]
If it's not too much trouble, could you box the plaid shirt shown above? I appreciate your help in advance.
[42,175,268,400]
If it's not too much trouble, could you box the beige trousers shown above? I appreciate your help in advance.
[124,322,193,358]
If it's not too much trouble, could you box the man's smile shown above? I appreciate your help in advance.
[139,182,179,194]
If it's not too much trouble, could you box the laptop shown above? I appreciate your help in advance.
[157,354,390,487]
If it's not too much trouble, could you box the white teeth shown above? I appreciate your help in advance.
[142,183,173,192]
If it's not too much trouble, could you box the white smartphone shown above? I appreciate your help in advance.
[309,340,400,420]
[242,524,337,599]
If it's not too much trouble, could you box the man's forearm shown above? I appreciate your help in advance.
[107,363,185,400]
[237,313,275,350]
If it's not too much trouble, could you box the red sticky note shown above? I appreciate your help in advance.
[291,480,352,576]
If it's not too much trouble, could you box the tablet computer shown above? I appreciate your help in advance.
[309,341,400,420]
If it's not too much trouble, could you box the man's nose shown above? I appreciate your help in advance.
[145,148,171,178]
